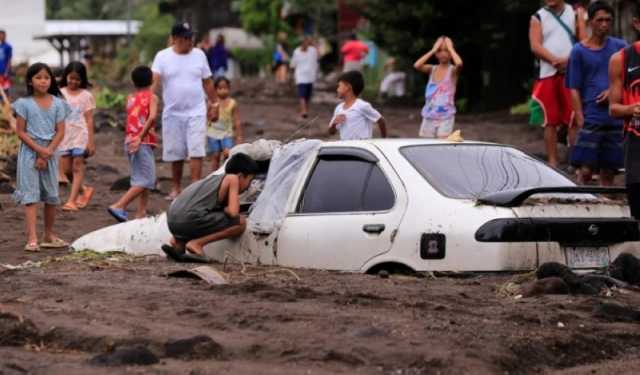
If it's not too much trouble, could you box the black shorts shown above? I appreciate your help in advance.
[297,83,313,101]
[168,212,240,242]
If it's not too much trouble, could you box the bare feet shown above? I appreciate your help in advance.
[185,241,204,256]
[76,186,95,208]
[62,202,79,211]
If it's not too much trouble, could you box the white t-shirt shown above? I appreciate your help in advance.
[536,4,576,79]
[151,47,212,117]
[331,99,382,140]
[290,46,319,84]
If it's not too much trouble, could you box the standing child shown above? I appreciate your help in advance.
[57,61,95,211]
[328,70,387,140]
[207,77,242,171]
[413,36,463,139]
[13,63,69,251]
[108,66,158,222]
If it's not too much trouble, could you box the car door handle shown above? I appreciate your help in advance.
[363,224,385,234]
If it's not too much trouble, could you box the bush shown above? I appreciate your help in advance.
[95,87,126,110]
[231,47,272,76]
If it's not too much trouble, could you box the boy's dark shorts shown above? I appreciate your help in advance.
[571,123,623,170]
[167,212,240,242]
[296,83,313,101]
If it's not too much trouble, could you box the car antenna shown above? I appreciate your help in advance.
[282,115,319,143]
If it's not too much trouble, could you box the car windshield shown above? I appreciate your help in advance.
[400,144,575,199]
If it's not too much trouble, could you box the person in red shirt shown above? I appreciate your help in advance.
[108,66,159,222]
[341,34,369,72]
[609,6,640,219]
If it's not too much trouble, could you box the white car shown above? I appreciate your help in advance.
[73,139,640,272]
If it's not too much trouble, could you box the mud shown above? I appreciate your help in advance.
[1,97,639,374]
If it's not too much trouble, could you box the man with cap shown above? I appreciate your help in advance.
[151,22,217,200]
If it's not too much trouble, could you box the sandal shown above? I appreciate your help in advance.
[75,186,95,209]
[107,207,128,223]
[24,242,40,252]
[40,237,69,249]
[62,202,79,212]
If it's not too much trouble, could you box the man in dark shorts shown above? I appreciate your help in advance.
[162,153,258,261]
[609,4,640,219]
[565,1,626,186]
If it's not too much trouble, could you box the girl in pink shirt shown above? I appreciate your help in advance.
[58,62,96,211]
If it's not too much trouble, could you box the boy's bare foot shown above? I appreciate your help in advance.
[62,202,79,211]
[185,241,205,256]
[76,186,95,208]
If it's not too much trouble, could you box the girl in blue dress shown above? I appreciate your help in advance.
[13,63,69,251]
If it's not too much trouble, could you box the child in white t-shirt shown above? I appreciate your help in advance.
[328,71,387,140]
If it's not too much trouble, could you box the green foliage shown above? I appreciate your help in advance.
[133,2,175,63]
[95,87,126,110]
[235,0,287,35]
[510,101,531,116]
[46,0,143,20]
[231,47,273,76]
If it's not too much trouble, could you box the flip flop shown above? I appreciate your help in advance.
[24,242,40,252]
[180,253,213,264]
[62,202,79,212]
[161,244,185,262]
[76,186,95,209]
[161,244,212,264]
[40,237,69,249]
[107,207,128,223]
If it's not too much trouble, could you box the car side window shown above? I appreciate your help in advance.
[299,157,395,213]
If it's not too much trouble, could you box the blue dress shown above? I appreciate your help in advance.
[12,96,69,205]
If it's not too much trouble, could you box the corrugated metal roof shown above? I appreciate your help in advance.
[34,20,141,39]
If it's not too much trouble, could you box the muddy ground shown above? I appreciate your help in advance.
[1,91,640,374]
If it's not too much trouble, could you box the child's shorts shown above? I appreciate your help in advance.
[297,83,314,101]
[13,141,60,205]
[126,144,156,190]
[571,123,623,170]
[58,148,86,157]
[207,136,234,154]
[419,117,455,139]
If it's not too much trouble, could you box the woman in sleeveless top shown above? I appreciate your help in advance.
[414,36,463,138]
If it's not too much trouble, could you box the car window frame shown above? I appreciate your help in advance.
[399,143,575,200]
[294,147,397,216]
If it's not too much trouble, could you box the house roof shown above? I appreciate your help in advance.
[34,20,141,39]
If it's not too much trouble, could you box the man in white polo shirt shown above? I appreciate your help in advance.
[152,22,217,200]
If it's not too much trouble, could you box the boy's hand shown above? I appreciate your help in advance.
[596,89,609,105]
[332,114,346,127]
[35,157,47,171]
[128,136,141,154]
[633,104,640,118]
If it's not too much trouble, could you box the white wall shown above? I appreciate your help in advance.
[0,0,58,65]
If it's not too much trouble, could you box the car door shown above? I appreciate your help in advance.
[276,145,407,271]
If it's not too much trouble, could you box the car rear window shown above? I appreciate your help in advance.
[400,144,574,199]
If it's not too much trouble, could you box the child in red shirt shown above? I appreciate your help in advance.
[108,66,158,222]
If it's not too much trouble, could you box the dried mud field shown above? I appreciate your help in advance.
[1,96,639,374]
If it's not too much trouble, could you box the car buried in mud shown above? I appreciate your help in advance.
[73,139,640,272]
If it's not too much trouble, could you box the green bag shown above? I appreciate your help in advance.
[528,98,544,127]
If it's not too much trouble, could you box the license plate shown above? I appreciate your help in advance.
[565,247,609,269]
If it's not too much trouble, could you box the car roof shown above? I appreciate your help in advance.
[320,138,503,148]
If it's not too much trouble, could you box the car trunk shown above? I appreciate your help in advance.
[511,200,638,269]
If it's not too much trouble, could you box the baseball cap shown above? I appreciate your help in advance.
[171,22,194,38]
